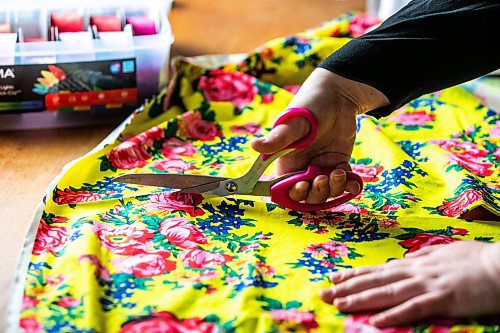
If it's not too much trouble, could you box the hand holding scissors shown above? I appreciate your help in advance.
[114,108,363,212]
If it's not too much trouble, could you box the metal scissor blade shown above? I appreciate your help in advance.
[177,180,223,194]
[112,173,228,189]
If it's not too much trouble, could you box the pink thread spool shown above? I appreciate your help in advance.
[126,16,157,36]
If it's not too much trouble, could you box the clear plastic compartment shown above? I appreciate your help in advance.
[0,0,174,129]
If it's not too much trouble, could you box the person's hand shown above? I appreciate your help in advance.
[320,241,500,327]
[251,68,388,204]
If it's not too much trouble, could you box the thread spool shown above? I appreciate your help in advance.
[90,15,122,32]
[125,16,156,36]
[51,12,83,33]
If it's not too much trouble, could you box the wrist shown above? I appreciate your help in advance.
[314,68,389,115]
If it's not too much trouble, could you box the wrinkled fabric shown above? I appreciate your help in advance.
[14,13,499,333]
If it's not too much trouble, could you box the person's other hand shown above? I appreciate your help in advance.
[251,68,388,204]
[320,241,500,327]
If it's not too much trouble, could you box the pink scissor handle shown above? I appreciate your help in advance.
[262,107,318,161]
[270,165,364,212]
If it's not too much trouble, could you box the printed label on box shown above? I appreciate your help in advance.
[0,58,137,113]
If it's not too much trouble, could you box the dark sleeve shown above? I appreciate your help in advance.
[319,0,500,118]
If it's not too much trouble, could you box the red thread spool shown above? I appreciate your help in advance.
[126,16,157,36]
[90,15,122,32]
[0,22,11,33]
[51,12,83,33]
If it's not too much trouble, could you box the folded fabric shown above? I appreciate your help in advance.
[10,13,499,333]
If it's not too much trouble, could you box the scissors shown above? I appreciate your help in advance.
[113,108,363,212]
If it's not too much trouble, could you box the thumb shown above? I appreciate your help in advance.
[251,117,310,154]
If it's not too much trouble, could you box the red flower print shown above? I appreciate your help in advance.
[33,219,68,255]
[260,47,274,60]
[180,249,232,269]
[145,192,204,217]
[108,126,164,169]
[20,317,42,333]
[198,69,257,108]
[161,137,197,158]
[255,262,276,277]
[261,93,274,104]
[231,122,262,135]
[399,233,461,253]
[378,218,399,228]
[54,188,102,205]
[270,309,319,331]
[57,296,80,308]
[431,139,493,177]
[22,296,40,310]
[391,110,436,126]
[351,164,384,182]
[119,311,217,333]
[382,203,401,212]
[92,222,154,255]
[178,111,220,141]
[159,217,207,249]
[113,253,176,278]
[437,189,483,217]
[151,159,195,173]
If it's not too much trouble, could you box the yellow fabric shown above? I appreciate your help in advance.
[16,13,499,333]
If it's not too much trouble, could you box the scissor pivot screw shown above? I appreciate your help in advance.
[225,181,238,193]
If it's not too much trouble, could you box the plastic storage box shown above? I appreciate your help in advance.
[0,0,173,129]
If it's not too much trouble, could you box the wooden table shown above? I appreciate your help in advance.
[0,0,364,327]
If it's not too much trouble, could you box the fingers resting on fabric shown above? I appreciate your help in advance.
[319,241,500,327]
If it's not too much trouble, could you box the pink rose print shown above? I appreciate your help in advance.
[151,159,194,173]
[351,164,384,182]
[490,121,500,137]
[180,249,232,269]
[119,311,217,333]
[145,192,204,217]
[391,110,436,126]
[198,69,257,108]
[54,188,102,205]
[33,219,68,255]
[270,309,319,331]
[328,203,368,214]
[399,233,462,253]
[161,137,197,158]
[113,253,176,278]
[231,122,262,135]
[344,314,412,333]
[92,222,154,255]
[283,85,301,95]
[20,317,42,333]
[108,126,164,169]
[159,217,207,249]
[306,241,349,258]
[178,111,220,141]
[57,296,80,308]
[349,14,380,37]
[431,139,493,177]
[437,189,483,217]
[22,296,40,310]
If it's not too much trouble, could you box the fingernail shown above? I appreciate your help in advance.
[318,177,328,189]
[297,182,308,192]
[334,297,348,308]
[332,169,345,179]
[369,316,381,326]
[319,288,334,301]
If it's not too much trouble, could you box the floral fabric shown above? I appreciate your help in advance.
[13,13,500,333]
